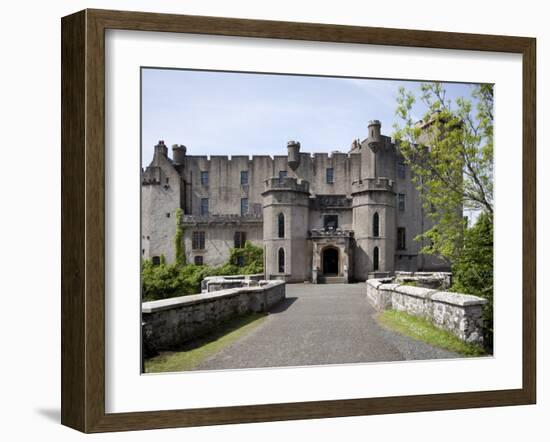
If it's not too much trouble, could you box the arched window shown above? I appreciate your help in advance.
[278,213,285,238]
[278,248,285,273]
[373,212,379,237]
[373,247,379,271]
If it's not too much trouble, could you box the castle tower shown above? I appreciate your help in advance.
[142,140,185,264]
[352,120,397,279]
[262,175,311,282]
[351,178,396,279]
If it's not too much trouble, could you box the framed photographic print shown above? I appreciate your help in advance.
[61,9,536,433]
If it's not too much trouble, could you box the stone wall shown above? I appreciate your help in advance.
[142,280,285,351]
[201,273,265,293]
[366,278,487,346]
[394,271,452,289]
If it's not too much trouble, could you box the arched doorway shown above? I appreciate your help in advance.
[322,247,339,276]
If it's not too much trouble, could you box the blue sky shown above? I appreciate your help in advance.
[141,68,479,167]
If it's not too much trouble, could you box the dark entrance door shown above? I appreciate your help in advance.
[322,247,339,275]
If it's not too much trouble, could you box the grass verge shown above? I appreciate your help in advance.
[377,310,485,356]
[144,313,268,373]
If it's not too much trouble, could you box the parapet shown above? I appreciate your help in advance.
[351,177,395,194]
[181,213,263,226]
[142,166,162,185]
[263,176,310,194]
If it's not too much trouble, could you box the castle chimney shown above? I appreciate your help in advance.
[172,144,187,165]
[287,140,301,170]
[154,140,168,157]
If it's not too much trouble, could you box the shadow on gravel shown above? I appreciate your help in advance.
[268,297,298,314]
[157,313,267,353]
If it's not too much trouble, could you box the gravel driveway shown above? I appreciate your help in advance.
[195,283,459,371]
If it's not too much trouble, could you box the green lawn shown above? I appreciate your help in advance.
[144,313,268,373]
[377,310,485,356]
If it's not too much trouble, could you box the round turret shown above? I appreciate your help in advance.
[287,140,301,170]
[367,120,382,152]
[172,144,187,165]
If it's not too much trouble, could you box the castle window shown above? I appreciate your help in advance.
[200,171,209,186]
[234,231,246,248]
[278,213,285,238]
[397,160,406,179]
[192,231,205,250]
[240,171,249,185]
[278,170,287,184]
[166,212,170,218]
[398,193,405,211]
[200,198,209,216]
[152,256,161,266]
[373,212,379,237]
[373,247,379,271]
[235,255,246,267]
[278,248,285,273]
[397,227,406,250]
[324,214,338,230]
[240,198,249,216]
[194,256,204,266]
[326,167,334,184]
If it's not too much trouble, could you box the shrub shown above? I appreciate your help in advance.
[142,241,264,301]
[451,212,493,350]
[228,241,264,274]
[141,260,193,301]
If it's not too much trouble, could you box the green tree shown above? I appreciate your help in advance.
[451,213,493,349]
[393,83,493,262]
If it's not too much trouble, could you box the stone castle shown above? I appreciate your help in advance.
[141,120,447,283]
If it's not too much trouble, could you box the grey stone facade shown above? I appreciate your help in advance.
[142,120,449,282]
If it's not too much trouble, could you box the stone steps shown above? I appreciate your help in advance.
[317,276,347,284]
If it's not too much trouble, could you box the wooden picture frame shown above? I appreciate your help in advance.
[61,8,536,433]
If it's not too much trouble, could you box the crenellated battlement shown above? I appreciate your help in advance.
[142,166,162,185]
[351,177,395,194]
[263,176,310,194]
[181,213,263,226]
[309,228,354,238]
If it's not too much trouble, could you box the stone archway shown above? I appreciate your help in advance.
[322,247,339,276]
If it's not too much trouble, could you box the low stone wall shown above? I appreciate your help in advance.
[143,280,285,351]
[201,273,264,293]
[367,278,487,346]
[394,271,452,290]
